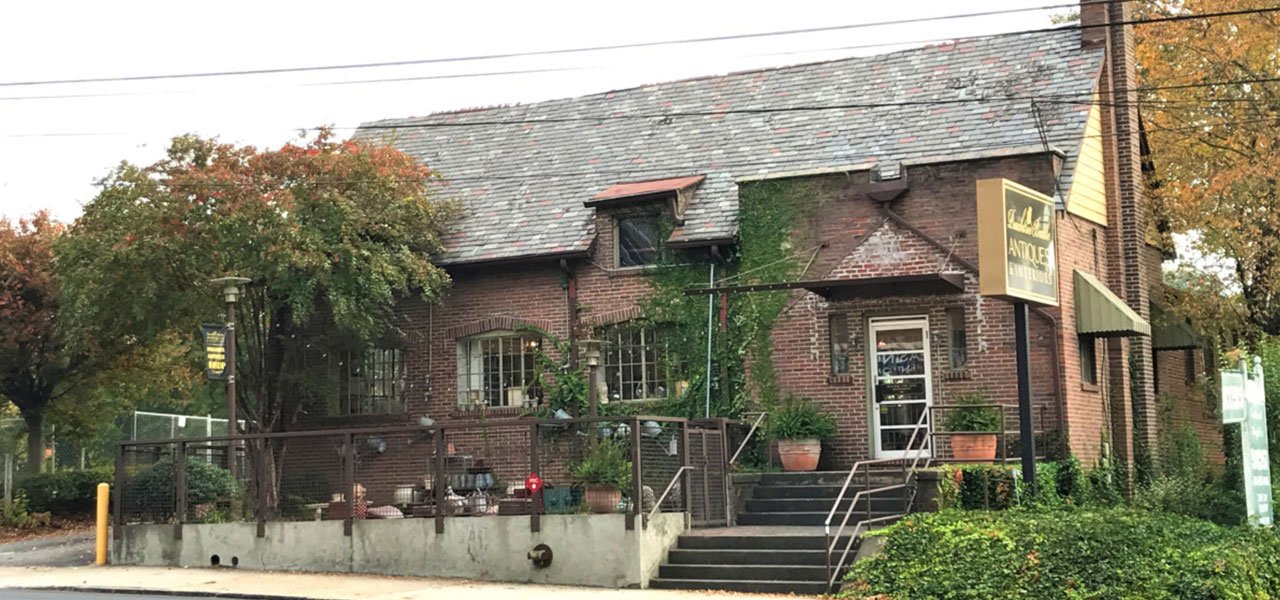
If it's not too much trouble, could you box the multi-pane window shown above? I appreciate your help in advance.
[601,325,669,401]
[1079,336,1098,386]
[616,216,661,267]
[829,314,850,375]
[457,333,541,407]
[341,348,404,415]
[947,307,968,369]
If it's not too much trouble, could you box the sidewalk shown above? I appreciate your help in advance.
[0,566,783,599]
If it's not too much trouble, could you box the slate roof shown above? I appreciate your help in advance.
[356,29,1103,265]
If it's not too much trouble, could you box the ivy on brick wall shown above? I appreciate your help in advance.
[634,178,826,418]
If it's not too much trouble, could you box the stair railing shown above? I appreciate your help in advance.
[824,409,932,590]
[648,465,696,522]
[728,411,767,466]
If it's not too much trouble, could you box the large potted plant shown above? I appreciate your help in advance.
[945,393,1002,461]
[572,439,633,513]
[770,396,837,471]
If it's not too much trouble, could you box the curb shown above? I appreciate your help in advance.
[16,586,321,600]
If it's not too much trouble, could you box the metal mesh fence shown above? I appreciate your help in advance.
[119,443,177,524]
[115,415,723,531]
[638,419,685,514]
[130,411,239,442]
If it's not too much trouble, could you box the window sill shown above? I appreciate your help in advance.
[608,265,655,278]
[827,374,858,386]
[450,405,535,420]
[1080,382,1100,393]
[309,413,409,427]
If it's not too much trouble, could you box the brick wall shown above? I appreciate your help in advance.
[1154,347,1225,466]
[766,155,1064,466]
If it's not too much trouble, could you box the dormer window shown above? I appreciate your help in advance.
[585,175,706,269]
[617,216,661,267]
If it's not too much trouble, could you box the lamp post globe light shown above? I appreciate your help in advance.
[211,276,250,477]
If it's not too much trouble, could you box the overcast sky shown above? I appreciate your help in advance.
[0,1,1067,223]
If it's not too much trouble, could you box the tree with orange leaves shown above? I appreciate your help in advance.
[58,130,455,510]
[1136,0,1280,337]
[0,212,71,472]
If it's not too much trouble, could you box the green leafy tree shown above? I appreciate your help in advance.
[58,130,455,512]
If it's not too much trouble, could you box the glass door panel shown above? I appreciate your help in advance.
[870,318,932,459]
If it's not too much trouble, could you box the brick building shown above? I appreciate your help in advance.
[329,2,1219,476]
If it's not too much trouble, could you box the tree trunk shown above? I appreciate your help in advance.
[22,410,43,474]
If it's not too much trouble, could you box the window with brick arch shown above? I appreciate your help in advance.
[600,324,670,401]
[457,332,542,408]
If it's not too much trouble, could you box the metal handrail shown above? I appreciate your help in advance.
[824,408,932,590]
[728,412,767,466]
[648,465,697,521]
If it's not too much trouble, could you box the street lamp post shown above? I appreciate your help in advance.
[211,276,251,478]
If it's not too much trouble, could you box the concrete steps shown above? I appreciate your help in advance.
[651,470,908,594]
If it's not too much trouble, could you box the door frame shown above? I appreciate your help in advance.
[867,316,934,460]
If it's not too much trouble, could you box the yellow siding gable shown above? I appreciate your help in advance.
[1066,96,1108,226]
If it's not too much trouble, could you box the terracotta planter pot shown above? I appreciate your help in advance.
[777,438,822,471]
[951,433,998,461]
[584,484,621,513]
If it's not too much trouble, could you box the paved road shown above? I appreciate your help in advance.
[0,533,94,567]
[1,593,257,600]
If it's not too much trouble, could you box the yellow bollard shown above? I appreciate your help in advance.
[95,483,109,565]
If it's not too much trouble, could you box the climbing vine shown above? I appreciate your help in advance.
[635,177,832,418]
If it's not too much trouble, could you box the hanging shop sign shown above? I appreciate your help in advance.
[202,324,228,380]
[1221,357,1273,527]
[976,178,1059,306]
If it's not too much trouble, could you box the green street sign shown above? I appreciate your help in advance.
[1223,358,1273,527]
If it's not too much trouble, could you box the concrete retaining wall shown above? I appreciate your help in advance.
[114,513,685,589]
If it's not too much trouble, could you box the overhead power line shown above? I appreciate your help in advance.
[2,2,1273,107]
[5,2,1276,94]
[0,0,1126,88]
[5,73,1279,139]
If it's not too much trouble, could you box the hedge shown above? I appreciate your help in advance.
[17,467,114,514]
[124,458,241,522]
[844,508,1280,599]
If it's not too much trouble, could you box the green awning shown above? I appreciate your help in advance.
[1150,303,1202,350]
[1074,270,1151,338]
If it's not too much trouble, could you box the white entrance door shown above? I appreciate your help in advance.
[869,317,933,459]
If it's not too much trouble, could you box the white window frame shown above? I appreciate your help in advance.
[456,331,541,407]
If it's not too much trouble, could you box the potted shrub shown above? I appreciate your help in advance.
[770,396,837,471]
[571,439,633,513]
[945,393,1002,461]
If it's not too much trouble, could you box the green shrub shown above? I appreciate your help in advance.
[17,467,113,514]
[1053,455,1091,505]
[571,439,633,490]
[0,491,35,528]
[124,458,241,520]
[943,393,1001,433]
[844,508,1280,599]
[769,396,836,441]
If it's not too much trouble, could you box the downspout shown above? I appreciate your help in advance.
[561,259,578,370]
